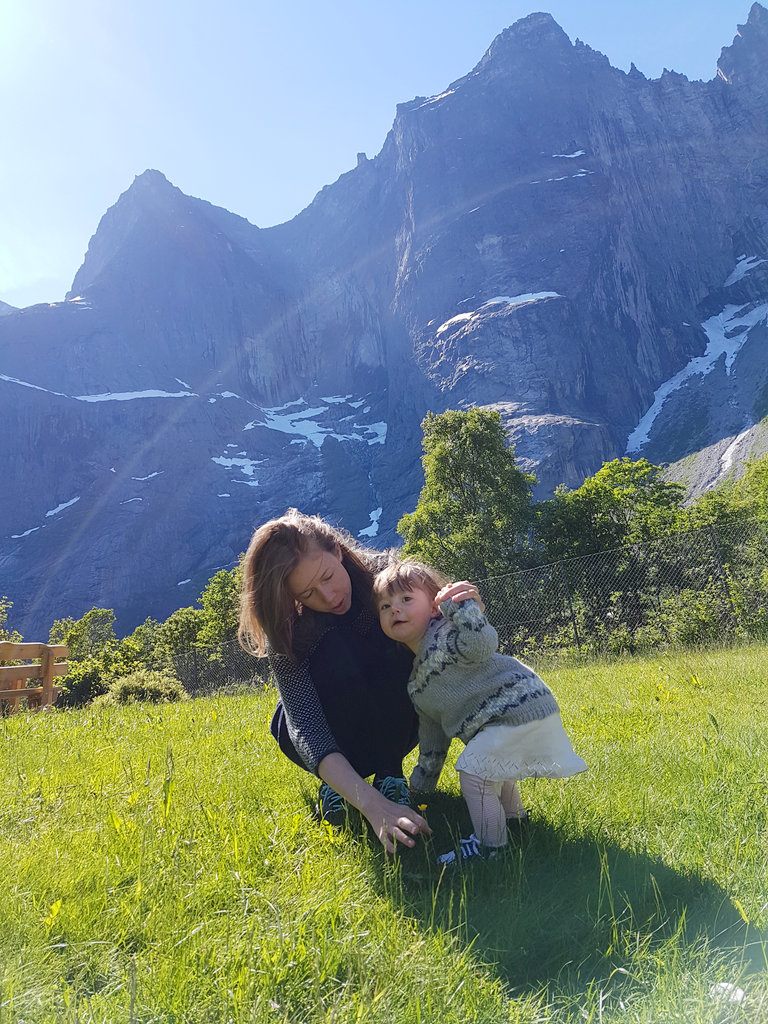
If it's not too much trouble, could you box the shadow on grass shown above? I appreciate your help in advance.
[362,791,765,998]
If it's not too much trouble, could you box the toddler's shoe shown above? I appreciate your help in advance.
[436,833,500,865]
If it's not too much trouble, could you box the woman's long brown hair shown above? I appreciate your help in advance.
[238,508,373,660]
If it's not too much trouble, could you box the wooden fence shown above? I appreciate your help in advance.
[0,641,68,713]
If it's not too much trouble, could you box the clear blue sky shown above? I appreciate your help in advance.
[0,0,755,307]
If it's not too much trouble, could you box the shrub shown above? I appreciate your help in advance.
[57,659,111,708]
[94,669,188,706]
[657,586,729,648]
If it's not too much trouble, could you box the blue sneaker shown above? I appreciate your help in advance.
[317,783,347,826]
[373,776,411,806]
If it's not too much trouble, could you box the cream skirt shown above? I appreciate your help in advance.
[454,714,587,782]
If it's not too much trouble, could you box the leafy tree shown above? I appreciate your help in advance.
[0,596,22,643]
[685,480,746,529]
[48,607,117,662]
[397,408,536,580]
[56,659,111,708]
[536,458,687,559]
[46,608,118,706]
[196,567,241,649]
[152,606,205,664]
[739,452,768,517]
[688,452,768,527]
[114,617,162,675]
[685,454,768,642]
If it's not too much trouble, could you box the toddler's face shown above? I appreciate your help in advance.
[377,586,435,653]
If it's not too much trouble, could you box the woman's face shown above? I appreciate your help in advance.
[286,545,353,615]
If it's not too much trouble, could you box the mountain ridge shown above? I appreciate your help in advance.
[2,5,767,637]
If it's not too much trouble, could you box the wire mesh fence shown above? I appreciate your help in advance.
[161,517,768,694]
[162,639,272,698]
[476,516,768,661]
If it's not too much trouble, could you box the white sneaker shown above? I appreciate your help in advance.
[436,833,498,865]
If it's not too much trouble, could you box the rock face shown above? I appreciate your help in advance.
[2,5,768,637]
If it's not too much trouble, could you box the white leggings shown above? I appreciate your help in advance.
[459,770,525,848]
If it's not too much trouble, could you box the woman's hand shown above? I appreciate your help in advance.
[434,580,485,613]
[363,794,431,855]
[318,753,431,854]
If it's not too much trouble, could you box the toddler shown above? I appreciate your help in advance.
[374,560,587,864]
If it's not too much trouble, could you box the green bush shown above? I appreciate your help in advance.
[94,669,188,706]
[728,561,768,641]
[657,586,730,648]
[57,659,111,708]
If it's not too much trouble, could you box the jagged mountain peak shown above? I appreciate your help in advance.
[390,10,607,129]
[67,170,193,296]
[473,10,614,80]
[131,167,176,190]
[487,11,571,52]
[717,2,768,86]
[104,168,189,222]
[466,12,576,84]
[68,170,263,298]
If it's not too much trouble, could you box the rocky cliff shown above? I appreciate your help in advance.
[2,5,767,637]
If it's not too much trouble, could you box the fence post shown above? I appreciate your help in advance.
[707,525,738,626]
[192,647,199,692]
[40,645,54,707]
[557,560,581,649]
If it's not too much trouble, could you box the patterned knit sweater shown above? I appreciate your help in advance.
[409,598,560,791]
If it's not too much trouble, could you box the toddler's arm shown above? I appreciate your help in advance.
[409,714,451,792]
[437,597,498,662]
[434,580,485,612]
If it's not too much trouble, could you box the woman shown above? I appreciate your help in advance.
[239,508,479,853]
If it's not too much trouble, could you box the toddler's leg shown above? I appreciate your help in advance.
[458,771,507,848]
[500,780,526,818]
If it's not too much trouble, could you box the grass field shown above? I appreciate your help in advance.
[1,645,766,1022]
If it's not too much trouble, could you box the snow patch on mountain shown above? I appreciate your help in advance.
[10,496,81,540]
[242,395,387,448]
[626,302,768,452]
[720,426,753,474]
[0,373,197,403]
[45,496,80,517]
[11,526,42,539]
[436,292,563,336]
[358,508,383,538]
[211,455,264,478]
[0,373,67,397]
[724,255,767,287]
[73,389,196,402]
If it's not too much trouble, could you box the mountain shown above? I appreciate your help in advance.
[2,5,768,638]
[662,415,768,497]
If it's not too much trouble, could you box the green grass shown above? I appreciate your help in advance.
[1,645,766,1022]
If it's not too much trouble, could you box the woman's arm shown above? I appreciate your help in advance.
[318,752,431,854]
[269,651,340,772]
